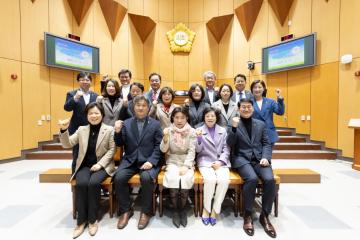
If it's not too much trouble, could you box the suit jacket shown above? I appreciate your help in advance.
[231,90,252,103]
[64,89,98,134]
[119,85,132,100]
[184,101,210,128]
[148,102,179,129]
[144,89,160,102]
[204,88,219,105]
[114,116,163,179]
[118,100,134,121]
[195,124,230,168]
[212,100,239,127]
[227,118,272,169]
[252,97,285,144]
[59,123,116,181]
[97,97,123,126]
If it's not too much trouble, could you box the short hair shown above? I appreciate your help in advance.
[148,72,161,82]
[202,107,221,124]
[85,102,105,118]
[101,79,121,98]
[188,84,205,102]
[133,95,150,107]
[217,83,233,99]
[158,87,175,103]
[130,82,144,92]
[77,72,92,81]
[234,73,246,83]
[170,106,190,123]
[237,97,254,108]
[203,70,216,80]
[118,69,132,78]
[250,79,267,97]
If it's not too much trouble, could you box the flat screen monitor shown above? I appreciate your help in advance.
[262,33,316,74]
[44,32,100,73]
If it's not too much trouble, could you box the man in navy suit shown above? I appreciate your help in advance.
[144,73,161,103]
[113,95,163,230]
[227,98,277,238]
[64,72,98,173]
[203,71,219,105]
[231,74,252,103]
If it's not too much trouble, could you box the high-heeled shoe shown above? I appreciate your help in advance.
[201,217,210,226]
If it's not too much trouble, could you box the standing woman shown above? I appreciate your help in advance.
[96,79,123,126]
[148,86,179,130]
[59,102,115,238]
[184,84,210,128]
[160,107,196,228]
[195,107,230,226]
[250,80,285,145]
[212,84,238,127]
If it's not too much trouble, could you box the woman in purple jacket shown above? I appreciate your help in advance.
[195,107,230,226]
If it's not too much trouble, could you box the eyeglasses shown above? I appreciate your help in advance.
[240,105,252,110]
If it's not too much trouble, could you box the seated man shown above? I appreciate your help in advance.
[227,98,277,238]
[113,95,163,230]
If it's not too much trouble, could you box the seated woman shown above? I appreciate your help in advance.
[118,82,144,120]
[96,79,123,126]
[195,107,230,226]
[160,107,196,228]
[148,86,179,130]
[184,84,210,128]
[58,102,116,239]
[212,84,238,127]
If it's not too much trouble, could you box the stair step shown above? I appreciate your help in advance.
[272,150,336,159]
[42,143,65,151]
[26,151,72,160]
[39,168,71,183]
[276,129,293,136]
[278,136,306,143]
[274,143,321,150]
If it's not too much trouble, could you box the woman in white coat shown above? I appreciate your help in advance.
[212,84,238,127]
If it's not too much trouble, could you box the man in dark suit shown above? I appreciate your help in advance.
[118,69,133,100]
[227,98,277,238]
[202,71,219,105]
[113,95,163,230]
[144,73,161,103]
[64,72,98,173]
[231,74,252,103]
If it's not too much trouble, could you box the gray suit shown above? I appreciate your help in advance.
[231,90,252,103]
[96,97,123,126]
[212,100,238,127]
[185,101,210,128]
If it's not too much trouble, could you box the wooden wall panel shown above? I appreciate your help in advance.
[174,0,189,23]
[159,0,174,22]
[189,23,204,83]
[144,0,159,21]
[144,26,159,91]
[0,59,22,160]
[189,0,203,22]
[204,27,219,78]
[288,0,311,37]
[20,0,49,64]
[22,63,51,149]
[111,15,129,76]
[233,13,250,76]
[219,0,233,16]
[310,62,338,149]
[218,19,234,79]
[72,2,94,45]
[267,2,288,46]
[49,0,73,36]
[128,0,143,15]
[312,0,340,64]
[204,0,218,21]
[129,16,144,80]
[159,22,174,82]
[0,0,21,61]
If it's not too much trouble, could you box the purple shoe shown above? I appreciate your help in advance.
[209,217,217,226]
[201,217,210,226]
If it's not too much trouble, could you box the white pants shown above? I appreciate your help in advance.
[199,167,230,214]
[164,164,194,189]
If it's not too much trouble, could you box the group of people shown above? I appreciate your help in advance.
[59,69,285,239]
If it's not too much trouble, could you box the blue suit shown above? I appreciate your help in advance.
[252,97,285,144]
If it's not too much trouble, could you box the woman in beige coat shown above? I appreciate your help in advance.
[160,106,196,228]
[59,102,115,239]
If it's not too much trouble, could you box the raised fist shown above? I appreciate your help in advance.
[96,96,104,102]
[232,116,240,128]
[74,90,83,100]
[58,118,70,130]
[195,129,203,137]
[114,120,124,133]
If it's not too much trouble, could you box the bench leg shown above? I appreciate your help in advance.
[109,184,113,218]
[234,186,239,217]
[239,185,244,217]
[159,185,164,217]
[194,184,199,217]
[152,185,157,215]
[274,184,279,217]
[199,184,203,217]
[71,185,76,219]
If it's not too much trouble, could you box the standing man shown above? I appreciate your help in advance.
[203,71,219,105]
[118,69,133,100]
[227,98,277,238]
[144,73,161,102]
[231,74,252,103]
[113,95,163,230]
[64,72,98,173]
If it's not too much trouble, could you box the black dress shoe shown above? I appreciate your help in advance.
[243,215,254,236]
[172,211,181,228]
[259,214,277,238]
[180,210,187,227]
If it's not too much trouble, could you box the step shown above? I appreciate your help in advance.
[39,168,71,183]
[276,129,293,136]
[272,150,336,159]
[278,136,306,143]
[26,151,72,160]
[274,143,321,150]
[42,143,65,151]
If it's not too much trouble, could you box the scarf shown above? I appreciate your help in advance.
[171,123,192,150]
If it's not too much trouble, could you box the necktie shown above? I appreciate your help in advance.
[152,91,157,101]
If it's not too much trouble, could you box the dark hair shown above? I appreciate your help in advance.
[102,79,121,98]
[130,82,144,92]
[170,106,190,123]
[237,97,254,108]
[234,73,246,83]
[188,84,205,102]
[158,87,175,103]
[202,107,221,124]
[148,72,161,82]
[118,69,132,78]
[217,83,233,99]
[250,79,267,97]
[77,72,92,81]
[133,95,150,107]
[85,102,105,118]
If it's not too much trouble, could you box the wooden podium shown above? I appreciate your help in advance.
[348,119,360,170]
